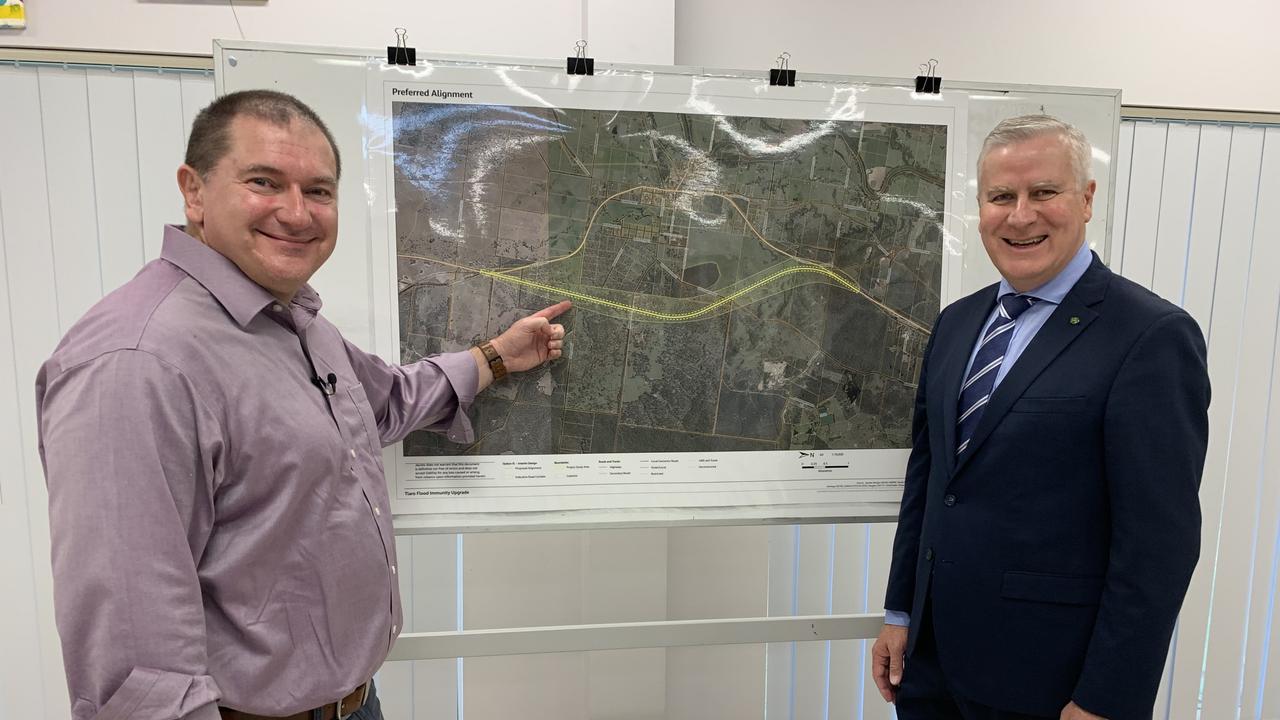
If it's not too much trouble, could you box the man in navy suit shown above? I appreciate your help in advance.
[870,115,1210,720]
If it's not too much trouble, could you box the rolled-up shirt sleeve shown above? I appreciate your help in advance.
[344,341,479,446]
[37,350,223,720]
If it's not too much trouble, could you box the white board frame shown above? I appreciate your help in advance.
[214,40,1121,532]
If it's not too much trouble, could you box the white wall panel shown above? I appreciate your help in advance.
[1177,125,1234,329]
[1261,319,1280,718]
[765,525,798,720]
[1149,124,1201,304]
[829,525,866,720]
[0,64,72,720]
[1107,123,1136,271]
[1188,125,1266,719]
[132,72,187,261]
[584,529,668,718]
[666,526,767,719]
[673,0,1280,112]
[792,525,834,720]
[178,71,216,139]
[401,534,463,718]
[1164,121,1236,719]
[37,66,105,327]
[463,531,585,717]
[0,118,52,719]
[1144,121,1201,720]
[666,643,765,720]
[4,0,675,66]
[86,69,147,290]
[1120,122,1169,289]
[1236,126,1280,720]
[863,523,898,720]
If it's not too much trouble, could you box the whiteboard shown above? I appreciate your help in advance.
[215,40,1120,531]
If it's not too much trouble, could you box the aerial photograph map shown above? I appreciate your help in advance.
[392,102,947,458]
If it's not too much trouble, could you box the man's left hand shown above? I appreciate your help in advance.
[1061,701,1106,720]
[490,301,572,373]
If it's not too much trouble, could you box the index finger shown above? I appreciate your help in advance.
[532,300,573,320]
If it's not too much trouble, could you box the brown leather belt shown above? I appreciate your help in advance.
[219,681,370,720]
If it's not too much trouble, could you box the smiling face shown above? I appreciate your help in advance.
[978,132,1095,293]
[177,115,338,303]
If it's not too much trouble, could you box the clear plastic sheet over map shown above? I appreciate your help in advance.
[215,42,1117,528]
[362,59,965,525]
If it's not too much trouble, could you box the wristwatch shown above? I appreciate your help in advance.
[477,340,508,381]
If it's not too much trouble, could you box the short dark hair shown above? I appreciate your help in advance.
[184,89,342,179]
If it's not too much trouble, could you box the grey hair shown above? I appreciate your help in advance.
[977,114,1093,190]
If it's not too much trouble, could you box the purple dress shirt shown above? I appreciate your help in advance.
[36,226,478,719]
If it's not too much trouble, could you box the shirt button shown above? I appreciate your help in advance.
[392,624,398,635]
[350,448,357,458]
[925,547,934,561]
[944,494,957,507]
[374,506,382,516]
[272,304,284,312]
[391,564,397,575]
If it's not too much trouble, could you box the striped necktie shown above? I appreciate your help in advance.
[956,293,1036,455]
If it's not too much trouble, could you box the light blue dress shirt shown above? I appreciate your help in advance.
[884,240,1094,628]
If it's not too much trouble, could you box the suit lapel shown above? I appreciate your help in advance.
[938,286,999,476]
[950,255,1112,478]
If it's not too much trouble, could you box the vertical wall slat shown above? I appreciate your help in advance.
[1139,122,1201,718]
[1191,125,1267,719]
[1231,126,1280,720]
[0,65,71,720]
[829,524,864,720]
[1106,122,1137,270]
[463,531,585,718]
[666,526,768,720]
[1120,121,1170,288]
[37,66,105,328]
[582,529,668,719]
[378,535,417,719]
[1259,264,1280,715]
[0,97,48,720]
[766,525,798,720]
[1167,123,1240,719]
[179,71,215,139]
[793,525,834,720]
[86,69,147,290]
[1149,123,1201,305]
[132,72,187,260]
[410,534,462,719]
[863,523,898,719]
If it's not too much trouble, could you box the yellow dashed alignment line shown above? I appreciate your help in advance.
[475,263,927,332]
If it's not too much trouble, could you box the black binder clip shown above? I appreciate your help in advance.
[915,58,941,94]
[387,27,416,66]
[567,40,594,75]
[769,52,796,87]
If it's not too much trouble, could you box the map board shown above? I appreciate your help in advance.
[215,41,1120,529]
[366,66,964,520]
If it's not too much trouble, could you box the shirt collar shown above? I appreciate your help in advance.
[160,225,323,328]
[996,239,1094,305]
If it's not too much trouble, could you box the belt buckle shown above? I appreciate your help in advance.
[334,681,369,720]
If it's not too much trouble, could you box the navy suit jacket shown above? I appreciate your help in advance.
[884,254,1210,719]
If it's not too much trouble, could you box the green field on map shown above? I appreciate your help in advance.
[393,103,946,456]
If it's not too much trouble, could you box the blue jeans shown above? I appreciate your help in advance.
[310,681,382,720]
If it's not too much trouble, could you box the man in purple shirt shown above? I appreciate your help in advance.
[36,90,569,720]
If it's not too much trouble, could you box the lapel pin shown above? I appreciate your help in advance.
[1069,316,1080,325]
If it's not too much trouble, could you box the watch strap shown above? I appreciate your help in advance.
[478,341,508,381]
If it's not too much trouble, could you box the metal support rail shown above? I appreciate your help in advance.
[386,612,886,661]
